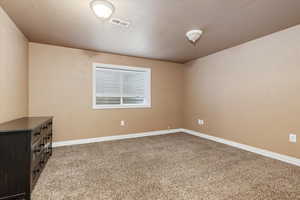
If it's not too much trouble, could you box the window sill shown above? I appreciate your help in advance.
[93,104,151,110]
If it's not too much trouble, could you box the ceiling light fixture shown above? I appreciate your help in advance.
[186,29,203,45]
[91,0,115,20]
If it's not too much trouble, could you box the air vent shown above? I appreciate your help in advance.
[110,18,130,28]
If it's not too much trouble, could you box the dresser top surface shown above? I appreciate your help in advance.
[0,117,53,133]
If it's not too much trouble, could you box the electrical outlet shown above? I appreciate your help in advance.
[198,119,204,125]
[120,120,125,126]
[289,134,297,143]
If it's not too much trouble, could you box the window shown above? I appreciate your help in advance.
[93,63,151,109]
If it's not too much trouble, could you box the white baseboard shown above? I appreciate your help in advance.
[181,129,300,167]
[52,127,300,167]
[52,128,182,148]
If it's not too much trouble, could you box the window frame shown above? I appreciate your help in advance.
[92,63,151,109]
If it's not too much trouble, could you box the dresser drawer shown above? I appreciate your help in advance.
[31,153,46,190]
[32,127,42,143]
[31,162,41,189]
[31,138,44,165]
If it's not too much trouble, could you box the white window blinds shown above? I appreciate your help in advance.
[95,68,122,105]
[93,64,151,109]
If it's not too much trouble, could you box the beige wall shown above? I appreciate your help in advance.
[184,25,300,158]
[29,43,184,142]
[4,1,298,159]
[0,7,28,123]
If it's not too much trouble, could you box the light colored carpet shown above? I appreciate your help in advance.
[32,133,300,200]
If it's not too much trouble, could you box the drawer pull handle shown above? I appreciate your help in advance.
[34,132,41,136]
[34,149,41,153]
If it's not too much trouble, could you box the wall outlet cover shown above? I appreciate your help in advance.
[198,119,204,125]
[289,134,297,143]
[120,120,125,126]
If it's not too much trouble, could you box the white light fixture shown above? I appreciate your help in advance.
[91,0,115,20]
[186,29,203,45]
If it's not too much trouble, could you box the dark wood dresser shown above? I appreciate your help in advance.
[0,117,53,200]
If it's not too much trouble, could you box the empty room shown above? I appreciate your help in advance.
[1,0,300,199]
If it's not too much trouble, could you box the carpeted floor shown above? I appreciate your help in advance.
[32,133,300,200]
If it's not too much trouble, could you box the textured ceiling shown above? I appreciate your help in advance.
[1,0,300,63]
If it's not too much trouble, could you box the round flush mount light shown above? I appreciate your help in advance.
[91,0,115,20]
[186,29,203,45]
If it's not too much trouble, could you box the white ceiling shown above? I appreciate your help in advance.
[1,0,300,63]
